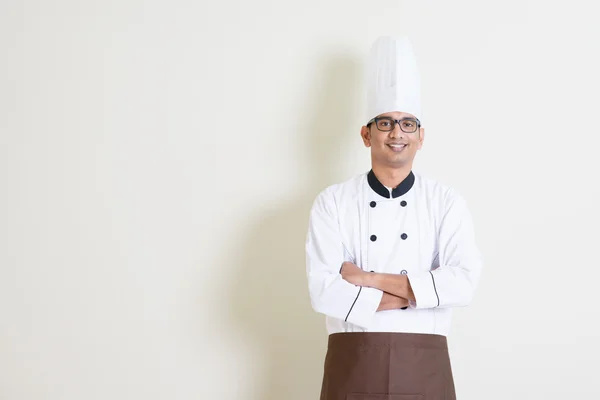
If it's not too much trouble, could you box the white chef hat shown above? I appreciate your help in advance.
[366,36,422,124]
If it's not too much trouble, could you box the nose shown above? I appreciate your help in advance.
[389,122,403,139]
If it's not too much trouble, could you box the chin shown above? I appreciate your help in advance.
[383,158,409,168]
[373,153,411,168]
[390,155,409,163]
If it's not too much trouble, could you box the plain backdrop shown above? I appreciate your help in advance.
[1,1,599,399]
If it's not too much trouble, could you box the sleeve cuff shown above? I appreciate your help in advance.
[345,286,383,328]
[407,270,440,309]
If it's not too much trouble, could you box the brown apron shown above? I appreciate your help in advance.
[319,332,456,400]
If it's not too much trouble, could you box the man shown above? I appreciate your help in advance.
[305,36,483,399]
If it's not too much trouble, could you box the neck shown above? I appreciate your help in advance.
[371,163,412,188]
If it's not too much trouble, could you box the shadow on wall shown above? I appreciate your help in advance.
[228,55,363,400]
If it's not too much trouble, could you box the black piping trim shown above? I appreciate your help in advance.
[429,271,440,307]
[345,286,362,322]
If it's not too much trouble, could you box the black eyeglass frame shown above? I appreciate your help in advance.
[366,116,422,133]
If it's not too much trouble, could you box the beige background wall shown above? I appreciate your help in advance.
[1,1,599,399]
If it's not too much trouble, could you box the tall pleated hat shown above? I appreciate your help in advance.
[366,36,422,124]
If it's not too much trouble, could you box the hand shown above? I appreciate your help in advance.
[377,292,409,311]
[340,262,368,286]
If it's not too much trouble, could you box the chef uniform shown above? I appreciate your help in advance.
[305,37,483,400]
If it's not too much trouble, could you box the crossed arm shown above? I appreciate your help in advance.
[306,189,482,327]
[341,262,414,311]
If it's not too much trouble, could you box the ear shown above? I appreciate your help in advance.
[360,126,371,147]
[416,127,425,150]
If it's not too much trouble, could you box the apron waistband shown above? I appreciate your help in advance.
[327,331,448,350]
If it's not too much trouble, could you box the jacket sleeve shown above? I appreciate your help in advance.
[407,190,483,309]
[305,190,383,328]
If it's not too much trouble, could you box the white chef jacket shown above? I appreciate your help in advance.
[305,170,482,336]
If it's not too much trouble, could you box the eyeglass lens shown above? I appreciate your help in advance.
[376,117,418,133]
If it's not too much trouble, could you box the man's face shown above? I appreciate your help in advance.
[360,111,424,168]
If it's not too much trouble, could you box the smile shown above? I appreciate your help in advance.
[387,144,406,152]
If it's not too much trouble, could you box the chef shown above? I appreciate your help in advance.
[305,36,483,400]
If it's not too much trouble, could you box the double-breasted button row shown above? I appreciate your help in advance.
[370,233,408,241]
[369,200,408,243]
[369,200,408,207]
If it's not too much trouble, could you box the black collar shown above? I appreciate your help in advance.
[367,169,415,199]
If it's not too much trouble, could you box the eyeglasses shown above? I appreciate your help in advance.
[367,117,421,133]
